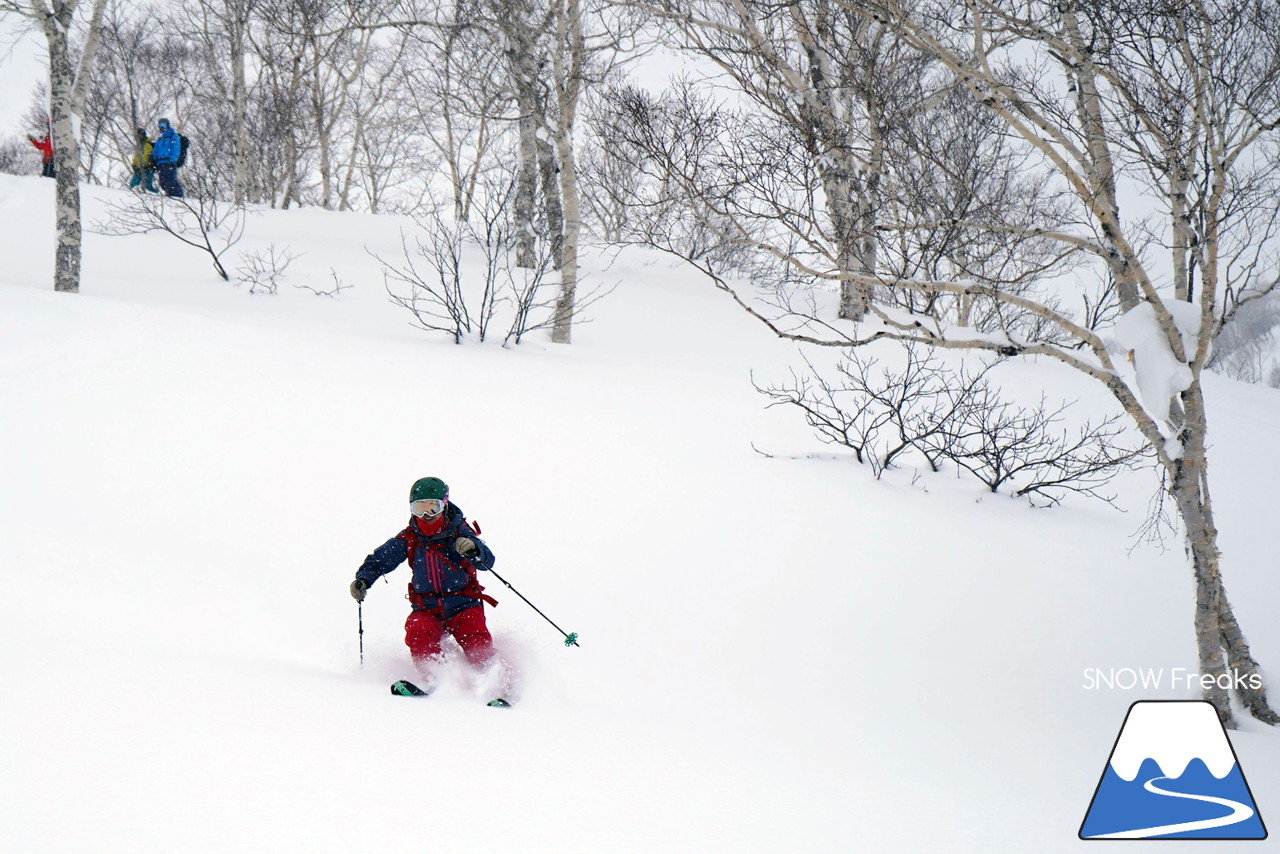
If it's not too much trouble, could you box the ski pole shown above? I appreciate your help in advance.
[358,600,365,668]
[486,566,580,647]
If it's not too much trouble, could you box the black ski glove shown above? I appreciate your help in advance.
[455,537,479,559]
[350,578,369,602]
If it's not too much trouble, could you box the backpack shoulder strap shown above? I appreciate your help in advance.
[398,518,498,606]
[396,525,418,559]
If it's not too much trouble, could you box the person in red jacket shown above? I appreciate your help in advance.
[27,122,54,178]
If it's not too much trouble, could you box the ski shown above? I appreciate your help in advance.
[391,679,429,696]
[392,679,509,706]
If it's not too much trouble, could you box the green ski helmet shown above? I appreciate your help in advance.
[410,476,449,502]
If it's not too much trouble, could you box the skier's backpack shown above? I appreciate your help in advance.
[399,520,498,609]
[176,134,190,168]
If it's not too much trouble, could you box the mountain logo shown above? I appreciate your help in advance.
[1080,700,1267,839]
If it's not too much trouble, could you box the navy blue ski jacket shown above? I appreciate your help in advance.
[356,502,496,620]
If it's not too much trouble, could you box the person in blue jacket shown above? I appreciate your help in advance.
[151,118,185,198]
[350,477,500,681]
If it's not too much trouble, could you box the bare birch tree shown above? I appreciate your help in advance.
[184,0,259,206]
[491,0,556,266]
[335,32,410,211]
[2,0,109,293]
[524,0,642,342]
[487,0,638,341]
[627,0,1280,726]
[545,0,586,342]
[626,0,947,320]
[86,10,169,184]
[260,0,397,210]
[396,4,507,221]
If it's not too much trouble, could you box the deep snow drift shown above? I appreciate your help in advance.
[1,174,1277,852]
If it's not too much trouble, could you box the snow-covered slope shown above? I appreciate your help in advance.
[1,175,1277,852]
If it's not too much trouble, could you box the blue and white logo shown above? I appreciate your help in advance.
[1080,700,1267,839]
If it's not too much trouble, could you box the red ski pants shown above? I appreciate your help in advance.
[404,605,494,668]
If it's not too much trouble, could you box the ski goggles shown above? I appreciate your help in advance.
[410,498,447,518]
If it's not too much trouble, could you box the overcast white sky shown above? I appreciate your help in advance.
[0,18,43,135]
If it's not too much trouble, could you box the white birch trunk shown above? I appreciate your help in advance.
[1155,374,1276,725]
[514,105,539,268]
[1060,9,1140,311]
[503,16,543,269]
[46,24,82,293]
[314,56,335,210]
[789,1,872,320]
[33,0,108,294]
[539,131,564,269]
[550,0,583,344]
[231,3,251,206]
[551,131,580,343]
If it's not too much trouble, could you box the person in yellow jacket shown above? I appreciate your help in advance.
[128,127,158,193]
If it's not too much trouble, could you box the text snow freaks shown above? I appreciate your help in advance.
[1083,668,1263,692]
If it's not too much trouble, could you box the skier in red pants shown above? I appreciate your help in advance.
[405,604,493,668]
[350,477,503,694]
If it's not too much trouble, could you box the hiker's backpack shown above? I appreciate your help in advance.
[176,134,190,168]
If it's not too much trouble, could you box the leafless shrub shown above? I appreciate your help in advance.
[467,186,560,347]
[235,243,299,295]
[293,268,353,299]
[758,344,1147,504]
[504,249,558,346]
[757,346,987,476]
[592,83,749,267]
[943,389,1148,506]
[377,184,613,346]
[95,175,246,281]
[468,184,521,345]
[377,216,480,344]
